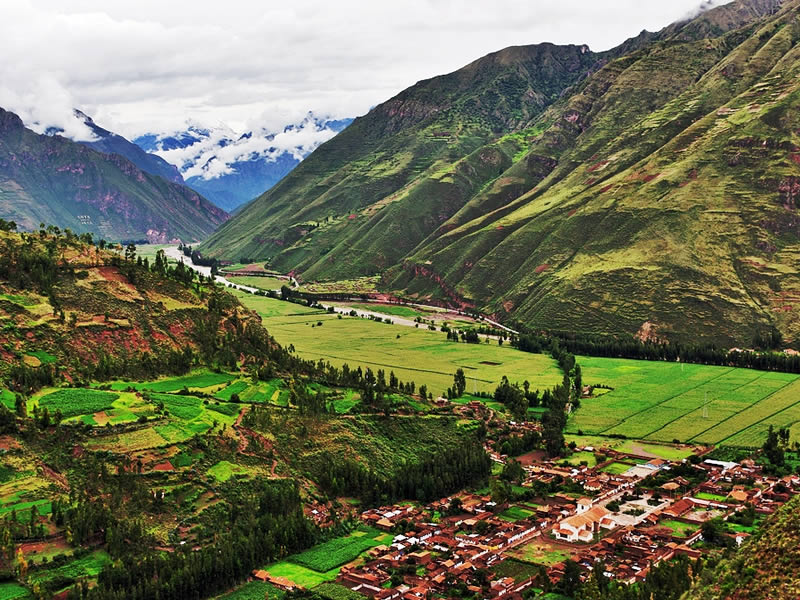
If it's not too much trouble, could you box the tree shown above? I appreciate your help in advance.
[559,560,581,596]
[453,369,466,398]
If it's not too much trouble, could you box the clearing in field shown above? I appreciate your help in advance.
[570,357,800,446]
[498,505,535,522]
[233,290,562,395]
[208,461,250,482]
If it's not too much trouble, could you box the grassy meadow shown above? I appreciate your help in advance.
[232,290,563,396]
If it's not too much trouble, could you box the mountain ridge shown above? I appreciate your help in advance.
[0,107,228,242]
[200,0,800,345]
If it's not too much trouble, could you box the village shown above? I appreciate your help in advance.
[255,437,800,600]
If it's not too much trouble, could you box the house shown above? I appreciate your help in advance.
[554,506,613,542]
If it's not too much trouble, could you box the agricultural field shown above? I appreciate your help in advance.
[27,550,110,589]
[215,581,286,600]
[0,583,29,600]
[498,505,535,522]
[507,540,571,566]
[34,388,118,418]
[103,370,236,393]
[288,527,389,572]
[233,290,563,395]
[215,378,289,405]
[262,562,339,588]
[226,275,289,290]
[208,460,250,482]
[570,357,800,447]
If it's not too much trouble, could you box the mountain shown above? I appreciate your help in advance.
[73,110,185,184]
[686,494,800,600]
[0,107,228,243]
[135,114,352,212]
[200,0,798,346]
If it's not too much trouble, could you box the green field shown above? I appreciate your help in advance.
[215,581,286,600]
[105,370,236,393]
[508,540,570,566]
[600,462,633,475]
[227,275,290,290]
[27,550,110,587]
[0,583,29,600]
[262,562,339,588]
[492,558,543,583]
[288,527,388,572]
[208,461,250,482]
[659,520,698,538]
[498,505,534,522]
[36,388,118,418]
[233,291,562,396]
[570,357,800,446]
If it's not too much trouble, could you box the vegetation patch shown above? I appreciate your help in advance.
[288,527,386,572]
[37,388,118,418]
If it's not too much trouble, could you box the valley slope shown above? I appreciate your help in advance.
[0,108,227,243]
[201,0,798,346]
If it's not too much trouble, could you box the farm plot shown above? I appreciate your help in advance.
[215,581,286,600]
[0,583,29,600]
[35,388,118,418]
[570,357,800,445]
[106,370,235,393]
[288,527,388,572]
[27,550,110,588]
[233,291,563,395]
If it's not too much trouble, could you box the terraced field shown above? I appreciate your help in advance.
[570,357,800,447]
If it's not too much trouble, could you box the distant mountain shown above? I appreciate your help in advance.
[0,107,227,242]
[201,0,799,346]
[73,110,185,185]
[134,114,352,212]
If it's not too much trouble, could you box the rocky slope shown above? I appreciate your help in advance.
[201,0,797,346]
[0,107,227,242]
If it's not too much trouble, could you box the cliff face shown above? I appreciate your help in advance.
[0,107,227,242]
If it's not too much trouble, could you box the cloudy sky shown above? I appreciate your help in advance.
[1,0,730,141]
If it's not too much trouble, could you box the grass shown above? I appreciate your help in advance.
[35,388,118,418]
[560,451,598,467]
[600,462,633,475]
[234,289,563,396]
[498,506,534,522]
[659,519,698,538]
[215,381,249,401]
[288,527,386,572]
[215,581,286,600]
[0,583,29,600]
[208,461,249,482]
[493,559,542,583]
[226,275,289,290]
[508,540,570,566]
[262,561,339,588]
[28,550,110,586]
[105,370,236,393]
[695,492,728,502]
[314,583,368,600]
[570,357,800,446]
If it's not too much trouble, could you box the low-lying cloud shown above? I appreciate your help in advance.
[0,0,734,140]
[151,115,343,180]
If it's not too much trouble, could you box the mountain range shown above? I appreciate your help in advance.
[200,0,798,347]
[0,107,227,242]
[134,114,352,211]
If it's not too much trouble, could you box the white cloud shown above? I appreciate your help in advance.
[152,114,341,180]
[0,0,734,139]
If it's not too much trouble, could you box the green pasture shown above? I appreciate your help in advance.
[102,370,236,393]
[570,357,800,446]
[215,581,286,600]
[0,583,30,600]
[288,526,388,572]
[226,275,289,290]
[498,505,534,522]
[658,520,698,538]
[233,291,563,396]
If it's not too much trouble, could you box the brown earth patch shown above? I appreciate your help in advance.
[517,450,548,466]
[535,264,550,274]
[152,461,174,472]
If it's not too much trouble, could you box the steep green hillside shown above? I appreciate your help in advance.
[202,0,797,346]
[685,495,800,600]
[0,108,227,243]
[201,43,601,265]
